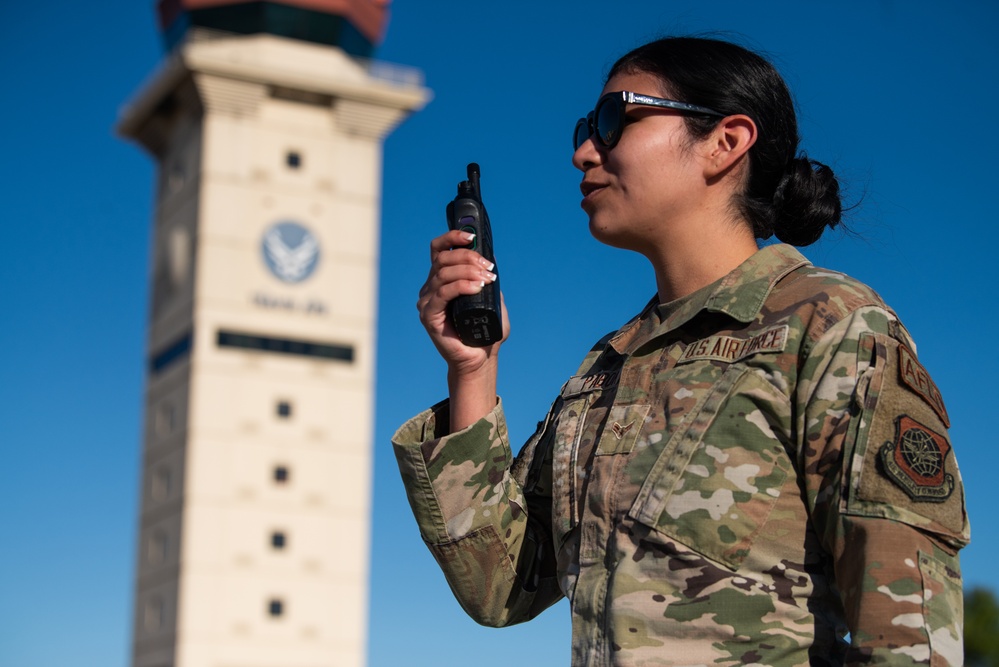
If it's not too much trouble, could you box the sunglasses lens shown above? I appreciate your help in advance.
[573,118,590,150]
[595,98,621,147]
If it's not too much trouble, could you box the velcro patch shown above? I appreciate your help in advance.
[597,403,651,456]
[898,344,950,427]
[850,333,967,545]
[678,325,788,364]
[563,369,620,398]
[879,415,955,503]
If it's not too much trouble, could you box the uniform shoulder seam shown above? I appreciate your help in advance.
[786,265,889,313]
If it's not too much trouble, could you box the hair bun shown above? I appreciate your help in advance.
[771,156,842,246]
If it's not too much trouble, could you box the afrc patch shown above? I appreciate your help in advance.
[879,415,955,503]
[898,344,950,427]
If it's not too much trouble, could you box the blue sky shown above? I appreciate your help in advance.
[1,1,997,665]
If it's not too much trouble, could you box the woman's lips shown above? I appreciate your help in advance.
[580,181,607,207]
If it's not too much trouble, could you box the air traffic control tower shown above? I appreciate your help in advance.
[118,2,428,666]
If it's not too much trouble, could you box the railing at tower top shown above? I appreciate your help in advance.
[356,58,425,88]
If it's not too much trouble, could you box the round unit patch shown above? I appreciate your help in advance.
[261,221,320,283]
[879,415,955,502]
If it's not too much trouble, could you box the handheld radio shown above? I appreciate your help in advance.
[446,163,502,347]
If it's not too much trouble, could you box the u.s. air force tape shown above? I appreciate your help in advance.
[678,325,789,364]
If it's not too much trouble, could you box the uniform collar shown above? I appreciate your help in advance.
[608,244,811,354]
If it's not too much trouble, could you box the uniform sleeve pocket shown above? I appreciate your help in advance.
[628,366,793,570]
[918,550,964,667]
[846,333,969,550]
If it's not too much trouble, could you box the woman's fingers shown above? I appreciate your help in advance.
[418,265,496,323]
[429,230,494,267]
[430,229,475,262]
[420,232,496,314]
[417,230,505,365]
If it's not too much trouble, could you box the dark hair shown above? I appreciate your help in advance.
[608,36,841,246]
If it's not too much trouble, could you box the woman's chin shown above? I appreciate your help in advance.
[588,218,633,250]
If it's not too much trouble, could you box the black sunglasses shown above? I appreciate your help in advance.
[573,91,725,151]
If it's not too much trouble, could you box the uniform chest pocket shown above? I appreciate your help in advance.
[597,404,652,456]
[627,366,793,571]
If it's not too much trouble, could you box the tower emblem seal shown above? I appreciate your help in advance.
[879,415,954,502]
[261,221,320,283]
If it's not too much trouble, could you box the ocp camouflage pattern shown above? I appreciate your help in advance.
[393,244,969,666]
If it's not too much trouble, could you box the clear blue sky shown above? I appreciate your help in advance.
[1,1,996,665]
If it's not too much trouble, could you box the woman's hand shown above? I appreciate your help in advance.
[417,229,508,373]
[418,230,509,431]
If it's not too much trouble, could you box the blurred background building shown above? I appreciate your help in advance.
[117,2,429,665]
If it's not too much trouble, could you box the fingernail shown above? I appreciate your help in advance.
[461,231,476,242]
[478,258,495,271]
[482,271,497,283]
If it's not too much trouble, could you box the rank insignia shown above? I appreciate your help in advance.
[879,415,955,502]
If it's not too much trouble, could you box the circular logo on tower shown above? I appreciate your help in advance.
[261,221,321,283]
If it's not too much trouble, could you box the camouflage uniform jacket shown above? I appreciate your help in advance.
[393,244,969,666]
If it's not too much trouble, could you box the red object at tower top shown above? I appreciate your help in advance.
[157,0,390,47]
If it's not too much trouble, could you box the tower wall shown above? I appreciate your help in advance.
[120,31,428,667]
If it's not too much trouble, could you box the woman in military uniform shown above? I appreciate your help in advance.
[393,36,969,666]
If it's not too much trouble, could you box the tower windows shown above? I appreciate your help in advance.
[144,596,165,631]
[273,465,290,484]
[276,400,292,418]
[155,402,176,436]
[286,151,302,169]
[270,85,332,107]
[217,330,354,363]
[167,161,186,194]
[267,599,284,618]
[151,466,173,501]
[271,531,287,550]
[147,530,169,565]
[150,332,193,374]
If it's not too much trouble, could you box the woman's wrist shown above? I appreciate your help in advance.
[447,356,499,433]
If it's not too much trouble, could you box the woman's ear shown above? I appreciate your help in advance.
[703,114,757,179]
